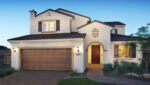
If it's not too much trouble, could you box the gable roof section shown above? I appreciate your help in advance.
[111,34,137,41]
[35,9,74,18]
[104,21,125,27]
[77,20,113,29]
[56,8,91,20]
[8,32,86,41]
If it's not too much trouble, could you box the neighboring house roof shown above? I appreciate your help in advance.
[111,34,137,41]
[104,21,126,27]
[8,32,86,41]
[77,20,113,29]
[34,9,74,18]
[56,8,91,20]
[0,46,10,50]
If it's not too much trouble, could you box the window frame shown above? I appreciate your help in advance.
[42,20,57,32]
[92,28,99,37]
[114,44,136,59]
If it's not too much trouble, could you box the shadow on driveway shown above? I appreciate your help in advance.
[0,70,69,85]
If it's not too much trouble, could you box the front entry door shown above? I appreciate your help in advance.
[92,45,100,64]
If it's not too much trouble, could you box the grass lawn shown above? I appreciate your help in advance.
[58,77,120,85]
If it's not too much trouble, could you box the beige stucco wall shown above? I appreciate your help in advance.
[57,9,90,32]
[9,38,85,73]
[111,41,142,64]
[78,22,113,68]
[113,25,125,35]
[30,10,73,34]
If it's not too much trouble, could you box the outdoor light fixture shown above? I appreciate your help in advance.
[12,47,16,53]
[76,46,81,56]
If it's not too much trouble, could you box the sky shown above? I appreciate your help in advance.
[0,0,150,48]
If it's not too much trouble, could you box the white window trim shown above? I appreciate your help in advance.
[42,20,56,32]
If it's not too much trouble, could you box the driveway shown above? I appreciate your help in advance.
[0,70,69,85]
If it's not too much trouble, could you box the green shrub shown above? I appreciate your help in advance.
[0,68,15,77]
[5,68,15,75]
[127,75,150,82]
[120,61,139,73]
[103,64,113,74]
[114,60,119,69]
[0,61,3,67]
[0,72,6,77]
[112,67,120,75]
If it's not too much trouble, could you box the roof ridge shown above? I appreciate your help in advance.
[56,8,91,20]
[77,20,113,29]
[35,9,74,18]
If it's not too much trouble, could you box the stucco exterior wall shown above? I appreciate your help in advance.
[56,10,90,32]
[10,38,85,73]
[78,22,113,68]
[30,10,72,34]
[111,41,142,64]
[113,25,125,35]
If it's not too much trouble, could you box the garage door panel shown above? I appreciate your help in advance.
[21,48,72,70]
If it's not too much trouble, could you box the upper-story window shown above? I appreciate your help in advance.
[111,29,117,34]
[38,20,60,32]
[42,20,56,32]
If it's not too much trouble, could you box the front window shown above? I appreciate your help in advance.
[42,20,56,32]
[114,44,136,58]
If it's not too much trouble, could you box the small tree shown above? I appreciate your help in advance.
[130,23,150,71]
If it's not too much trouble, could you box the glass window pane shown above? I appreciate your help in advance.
[42,21,56,32]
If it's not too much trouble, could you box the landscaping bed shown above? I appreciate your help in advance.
[0,62,15,78]
[102,60,150,82]
[58,77,120,85]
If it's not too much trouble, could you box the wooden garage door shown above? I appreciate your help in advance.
[21,48,72,70]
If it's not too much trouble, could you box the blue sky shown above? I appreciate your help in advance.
[0,0,150,47]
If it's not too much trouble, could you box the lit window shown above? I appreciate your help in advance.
[42,20,56,32]
[92,28,99,37]
[114,44,136,58]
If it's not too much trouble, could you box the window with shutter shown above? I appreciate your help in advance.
[130,46,136,58]
[56,20,60,31]
[38,21,42,32]
[114,44,119,58]
[114,44,136,59]
[40,20,60,32]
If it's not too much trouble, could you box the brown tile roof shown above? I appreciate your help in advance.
[56,8,91,20]
[34,9,74,18]
[8,32,86,41]
[104,21,125,26]
[111,34,137,41]
[77,20,113,29]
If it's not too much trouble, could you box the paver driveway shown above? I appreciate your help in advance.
[0,70,69,85]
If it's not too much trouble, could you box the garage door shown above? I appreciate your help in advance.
[21,48,72,70]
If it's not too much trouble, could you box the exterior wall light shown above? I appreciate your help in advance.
[12,47,16,53]
[76,46,81,56]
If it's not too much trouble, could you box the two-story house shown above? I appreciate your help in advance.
[8,8,142,73]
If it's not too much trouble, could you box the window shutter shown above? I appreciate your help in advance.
[115,29,118,34]
[38,21,42,32]
[56,20,60,31]
[114,44,119,58]
[130,47,136,58]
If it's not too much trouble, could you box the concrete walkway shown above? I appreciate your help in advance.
[87,64,150,85]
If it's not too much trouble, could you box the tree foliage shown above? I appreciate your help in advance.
[131,24,150,52]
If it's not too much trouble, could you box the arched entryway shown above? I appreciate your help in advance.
[88,42,104,68]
